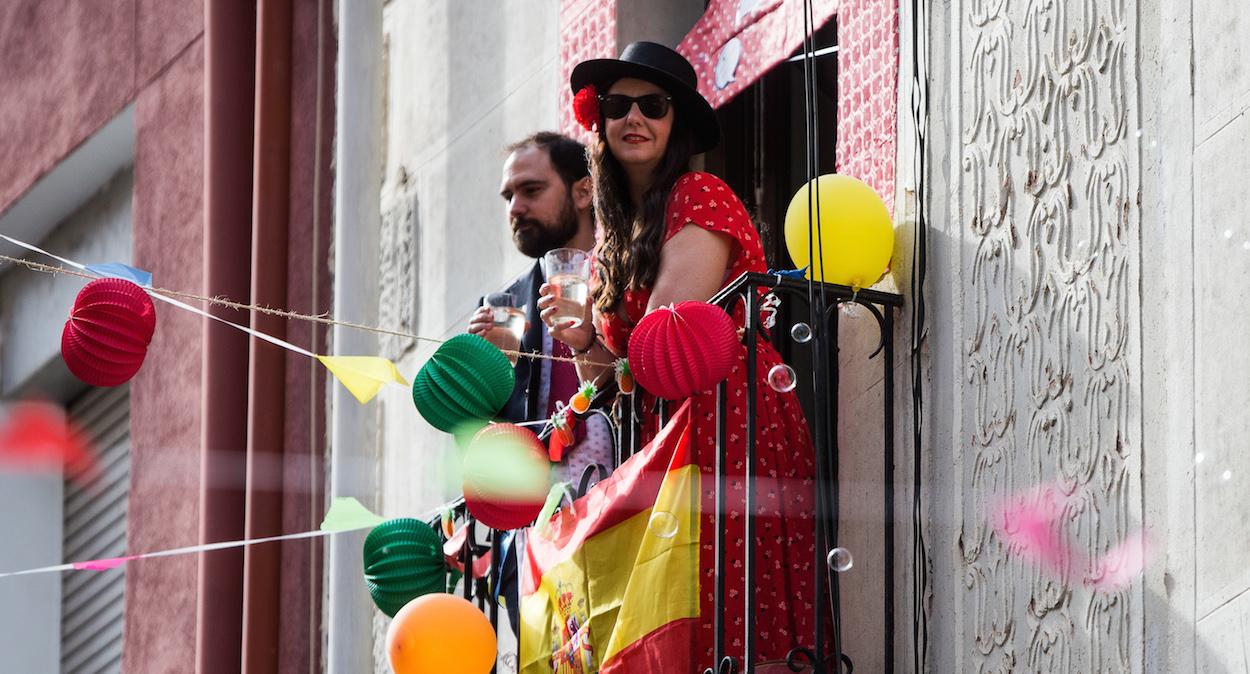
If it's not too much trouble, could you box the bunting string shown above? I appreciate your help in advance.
[0,497,447,580]
[0,248,585,367]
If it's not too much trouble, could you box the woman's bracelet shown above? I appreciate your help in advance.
[572,323,599,356]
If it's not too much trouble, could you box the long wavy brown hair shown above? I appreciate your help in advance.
[590,113,696,316]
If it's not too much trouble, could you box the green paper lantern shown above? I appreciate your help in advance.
[363,518,447,617]
[413,333,515,433]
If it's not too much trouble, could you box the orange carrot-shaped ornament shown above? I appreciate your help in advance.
[548,406,576,462]
[440,507,455,539]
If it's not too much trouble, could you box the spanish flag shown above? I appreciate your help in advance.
[520,401,700,673]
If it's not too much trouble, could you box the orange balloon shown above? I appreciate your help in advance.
[386,593,496,674]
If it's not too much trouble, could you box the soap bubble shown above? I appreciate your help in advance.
[648,511,680,539]
[827,547,854,572]
[767,364,797,393]
[790,322,813,343]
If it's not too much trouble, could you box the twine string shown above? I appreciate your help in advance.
[0,253,588,366]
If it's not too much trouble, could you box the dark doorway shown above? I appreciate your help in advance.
[702,17,839,408]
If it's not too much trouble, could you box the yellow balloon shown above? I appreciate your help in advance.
[783,174,894,288]
[387,593,497,674]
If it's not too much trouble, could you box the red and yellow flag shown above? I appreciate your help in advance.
[520,401,701,673]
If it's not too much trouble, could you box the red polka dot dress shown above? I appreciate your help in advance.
[598,172,825,670]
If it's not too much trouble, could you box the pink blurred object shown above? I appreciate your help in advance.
[993,484,1074,579]
[72,556,135,571]
[0,402,97,483]
[992,483,1148,592]
[1088,532,1150,592]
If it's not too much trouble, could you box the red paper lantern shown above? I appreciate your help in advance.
[461,494,545,532]
[627,301,740,400]
[462,423,549,530]
[61,278,156,387]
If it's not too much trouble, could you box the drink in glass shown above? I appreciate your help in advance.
[543,248,590,329]
[485,292,525,365]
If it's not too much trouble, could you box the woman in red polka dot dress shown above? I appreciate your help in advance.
[538,42,826,672]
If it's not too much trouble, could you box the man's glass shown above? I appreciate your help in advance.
[598,93,673,120]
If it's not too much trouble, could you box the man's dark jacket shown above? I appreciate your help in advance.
[489,260,546,424]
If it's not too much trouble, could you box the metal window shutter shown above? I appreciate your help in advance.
[61,385,129,674]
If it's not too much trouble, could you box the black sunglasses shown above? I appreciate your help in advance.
[598,93,673,120]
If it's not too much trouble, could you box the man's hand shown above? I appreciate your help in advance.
[467,305,495,337]
[467,305,515,353]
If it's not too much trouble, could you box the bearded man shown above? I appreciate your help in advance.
[465,133,611,639]
[467,132,595,422]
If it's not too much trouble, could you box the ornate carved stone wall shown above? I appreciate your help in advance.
[953,0,1141,670]
[378,183,418,360]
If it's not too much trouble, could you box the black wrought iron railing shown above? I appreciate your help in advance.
[701,271,903,674]
[442,271,903,674]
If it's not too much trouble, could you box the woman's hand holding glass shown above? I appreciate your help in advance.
[538,284,615,386]
[537,283,593,351]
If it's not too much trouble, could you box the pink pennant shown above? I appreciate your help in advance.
[442,523,493,579]
[72,555,136,571]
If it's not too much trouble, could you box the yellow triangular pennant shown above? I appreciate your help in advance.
[317,355,409,404]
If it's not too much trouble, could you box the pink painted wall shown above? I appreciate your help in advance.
[129,33,205,674]
[0,1,204,671]
[136,0,204,86]
[0,1,137,212]
[275,1,335,670]
[1,0,330,671]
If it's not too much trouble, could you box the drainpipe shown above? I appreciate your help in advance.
[199,0,256,672]
[241,0,293,671]
[327,1,384,671]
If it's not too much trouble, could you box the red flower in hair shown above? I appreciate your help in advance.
[572,85,600,132]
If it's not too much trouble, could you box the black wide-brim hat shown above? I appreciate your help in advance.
[571,41,721,154]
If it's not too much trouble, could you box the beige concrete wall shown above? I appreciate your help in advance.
[1174,0,1250,670]
[375,1,561,669]
[376,0,560,532]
